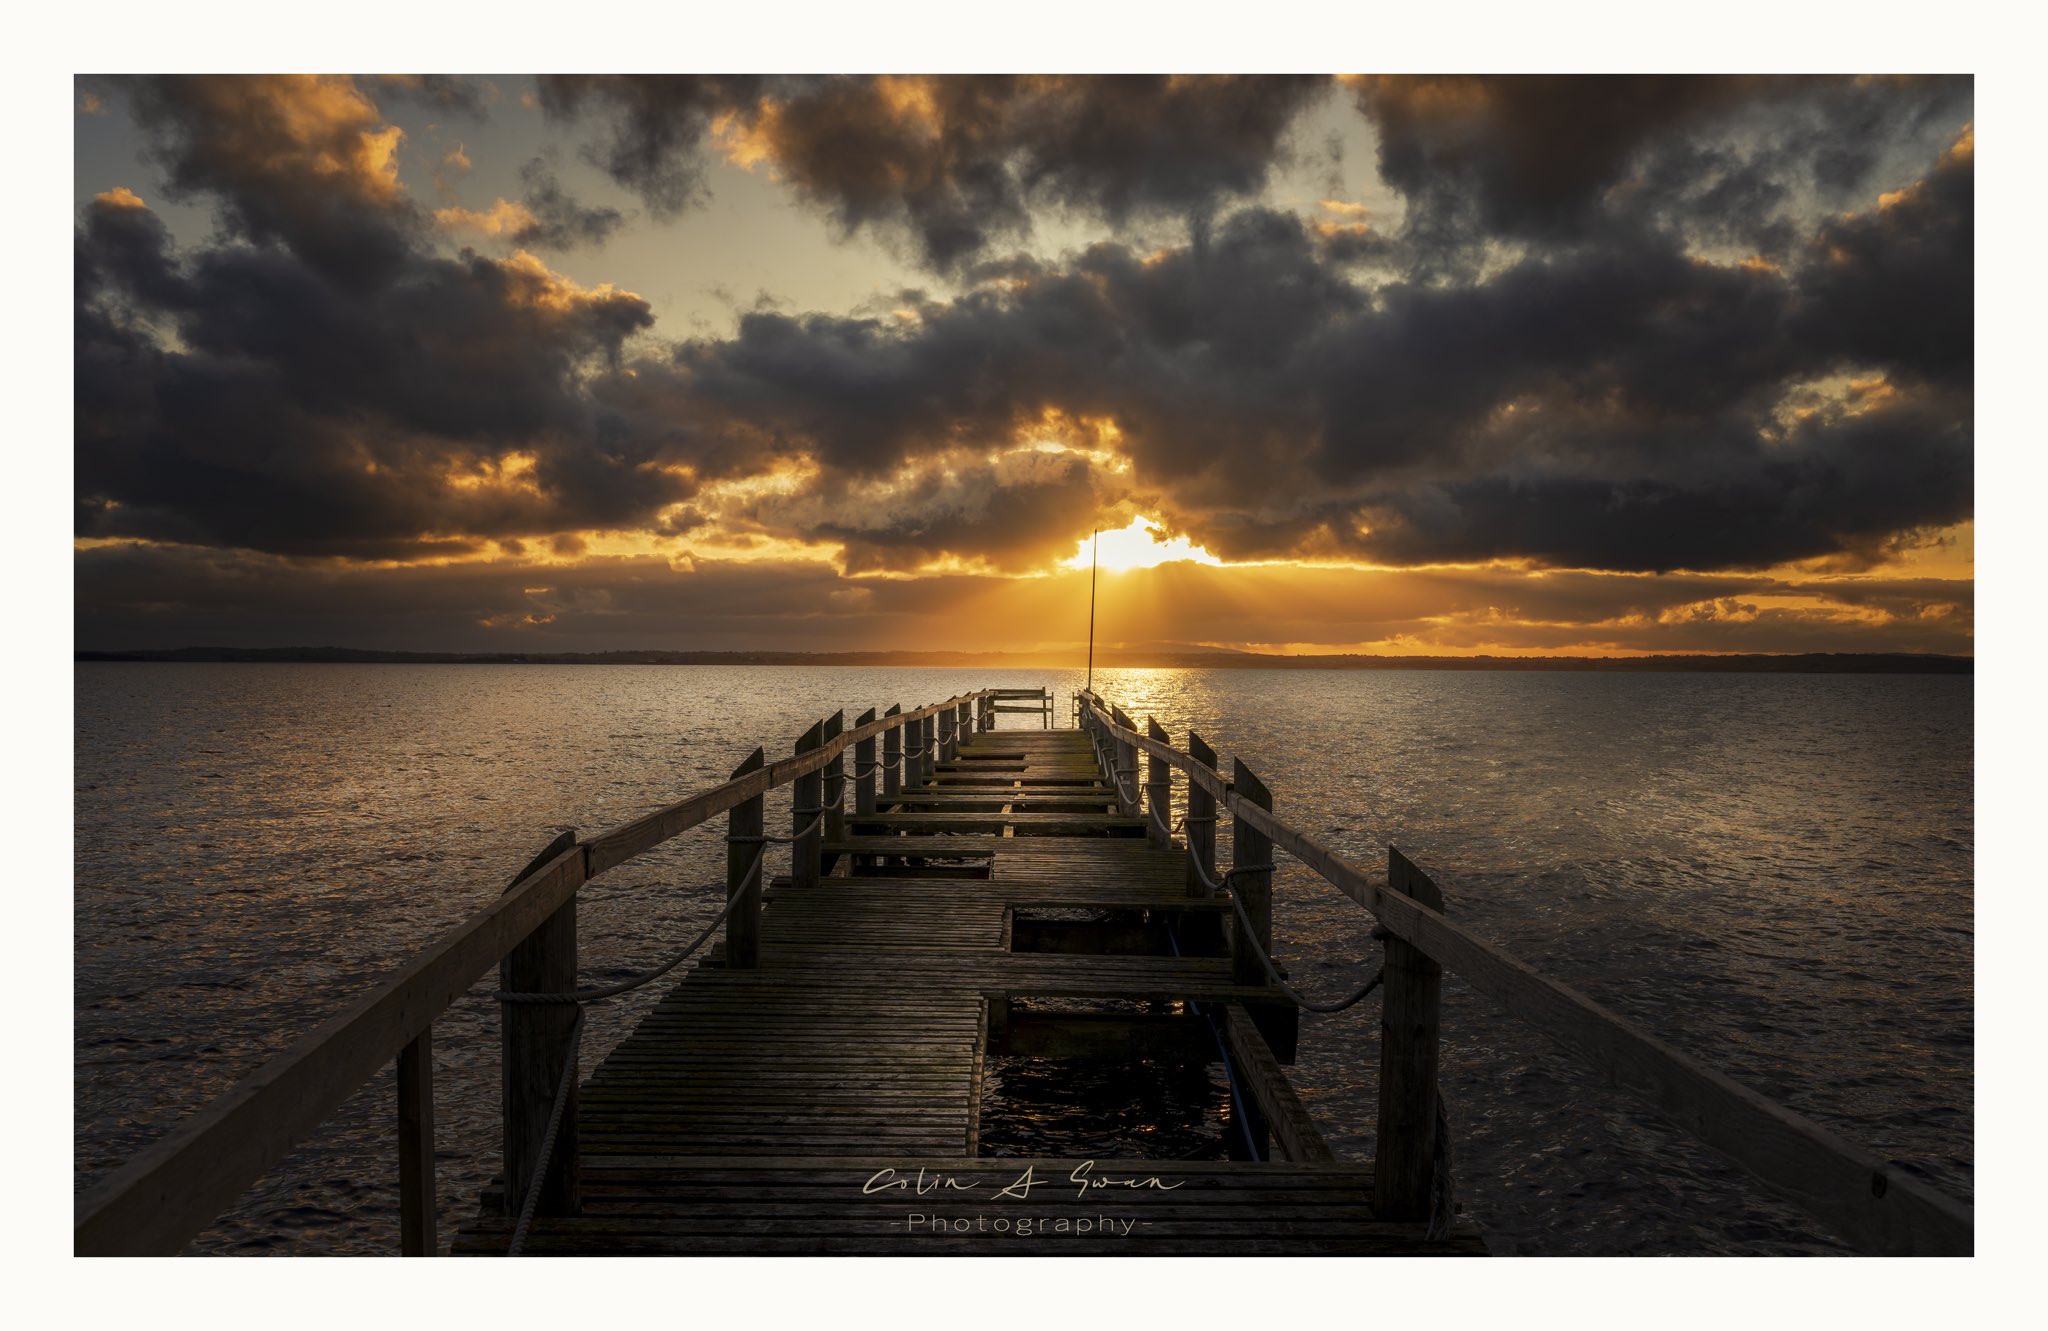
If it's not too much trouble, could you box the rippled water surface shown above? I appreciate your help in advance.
[74,664,1972,1255]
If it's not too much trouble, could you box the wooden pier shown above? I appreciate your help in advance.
[75,686,1973,1257]
[452,723,1471,1254]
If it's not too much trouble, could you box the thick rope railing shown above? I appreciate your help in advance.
[1188,855,1387,1014]
[1082,717,1143,808]
[493,847,767,1007]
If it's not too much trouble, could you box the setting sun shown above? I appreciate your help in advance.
[1064,517,1222,572]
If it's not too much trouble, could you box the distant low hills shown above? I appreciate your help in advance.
[74,646,1973,673]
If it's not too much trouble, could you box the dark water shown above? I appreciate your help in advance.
[73,664,1972,1255]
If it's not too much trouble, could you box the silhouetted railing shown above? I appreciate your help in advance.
[1074,688,1972,1256]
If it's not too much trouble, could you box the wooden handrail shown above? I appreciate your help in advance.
[1074,690,1973,1256]
[587,691,991,874]
[75,689,995,1255]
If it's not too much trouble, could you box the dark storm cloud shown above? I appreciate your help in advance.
[1355,76,1762,238]
[765,449,1110,574]
[126,75,423,287]
[655,206,1358,487]
[75,180,678,559]
[511,158,628,250]
[1794,128,1974,386]
[536,74,1327,270]
[535,74,775,215]
[1353,382,1972,573]
[1350,74,1972,265]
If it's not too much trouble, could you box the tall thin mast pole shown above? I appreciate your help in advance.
[1086,528,1099,695]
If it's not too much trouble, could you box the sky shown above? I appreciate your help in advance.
[72,73,1975,656]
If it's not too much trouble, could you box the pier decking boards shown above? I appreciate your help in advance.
[452,728,1486,1256]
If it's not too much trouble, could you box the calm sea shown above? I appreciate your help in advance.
[73,664,1973,1255]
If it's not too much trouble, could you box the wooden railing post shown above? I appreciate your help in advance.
[909,714,928,789]
[793,719,824,890]
[1186,731,1218,897]
[938,706,955,765]
[726,748,765,968]
[883,705,903,799]
[854,708,878,816]
[1229,760,1273,988]
[1145,717,1172,847]
[1110,705,1139,817]
[1375,846,1445,1222]
[500,829,583,1223]
[823,710,846,873]
[396,1030,435,1256]
[1230,760,1298,1061]
[958,700,972,745]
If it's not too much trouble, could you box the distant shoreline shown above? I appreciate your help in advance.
[73,647,1973,674]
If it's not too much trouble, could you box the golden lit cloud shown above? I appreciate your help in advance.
[496,250,644,313]
[93,186,148,210]
[711,103,783,172]
[443,450,542,496]
[435,197,540,238]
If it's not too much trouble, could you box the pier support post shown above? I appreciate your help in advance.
[1229,761,1274,987]
[958,701,972,748]
[854,708,878,817]
[1145,717,1172,847]
[910,714,928,789]
[1186,731,1218,898]
[1111,705,1139,818]
[396,1030,436,1256]
[793,719,824,890]
[1375,847,1445,1222]
[1230,761,1297,1060]
[882,705,902,802]
[726,748,765,968]
[500,830,583,1224]
[938,707,955,765]
[823,710,846,874]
